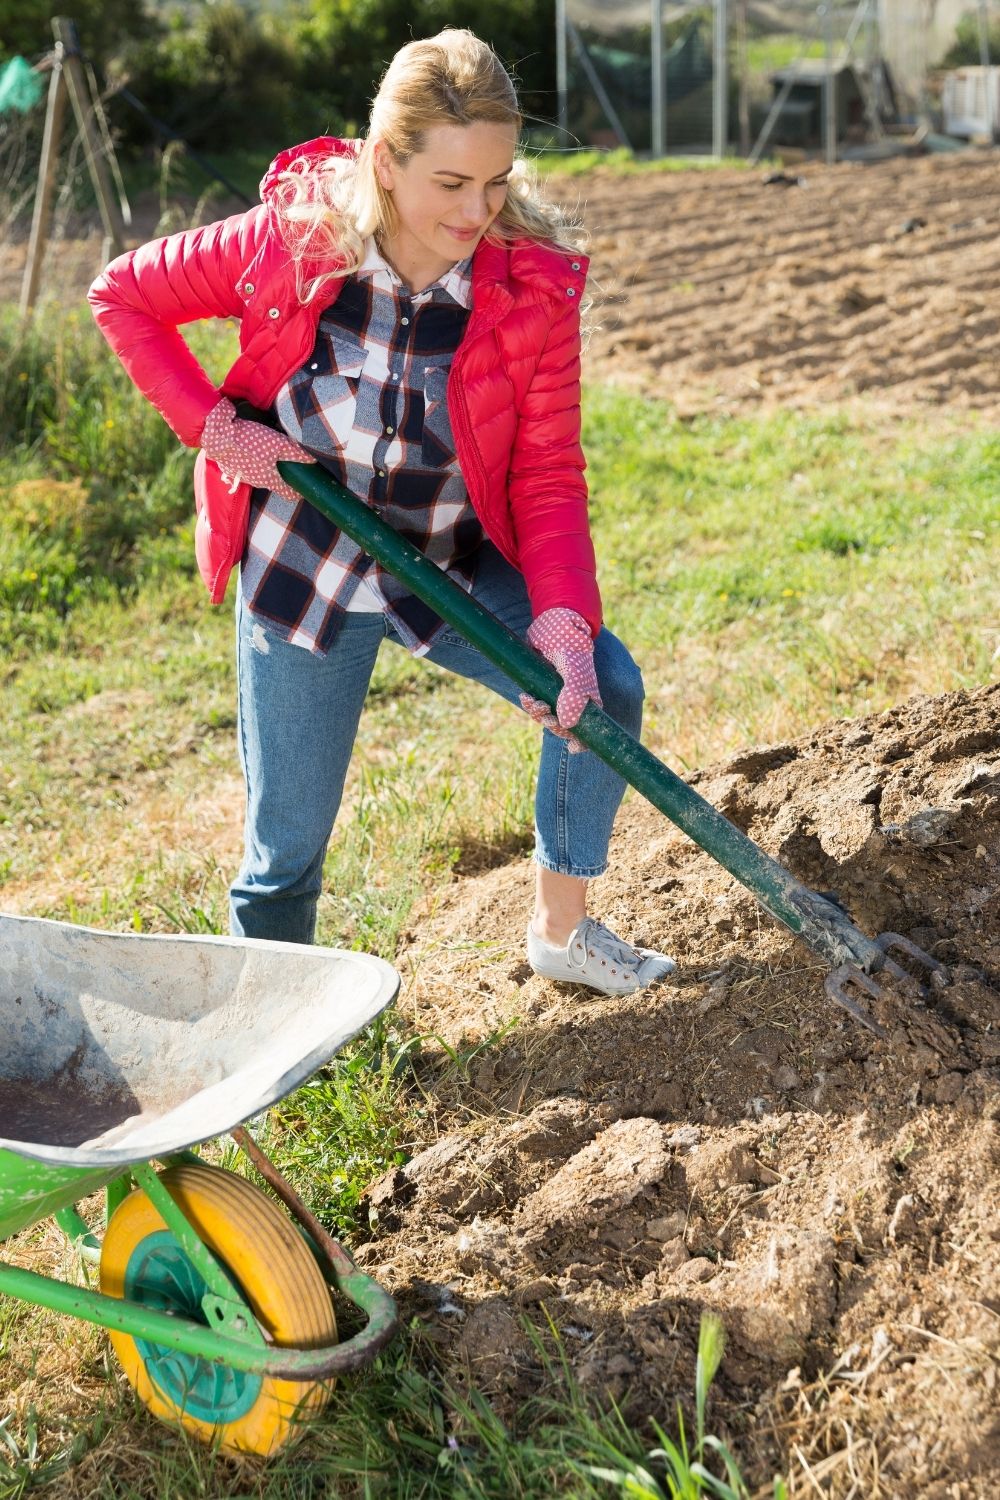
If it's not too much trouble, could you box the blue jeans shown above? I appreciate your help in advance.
[230,544,644,943]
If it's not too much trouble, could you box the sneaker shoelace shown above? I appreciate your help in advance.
[569,918,642,975]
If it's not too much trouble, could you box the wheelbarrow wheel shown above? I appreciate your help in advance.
[100,1161,337,1457]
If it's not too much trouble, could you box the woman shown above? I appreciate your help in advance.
[89,28,674,997]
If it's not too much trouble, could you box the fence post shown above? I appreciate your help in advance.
[977,0,999,142]
[821,2,837,164]
[19,46,69,316]
[713,0,729,158]
[53,15,125,263]
[735,0,750,155]
[556,0,568,143]
[651,0,667,157]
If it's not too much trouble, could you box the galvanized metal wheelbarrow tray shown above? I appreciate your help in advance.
[0,913,401,1403]
[279,458,952,1034]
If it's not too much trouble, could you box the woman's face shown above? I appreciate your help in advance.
[375,120,517,278]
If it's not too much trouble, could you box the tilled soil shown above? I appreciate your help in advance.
[554,148,1000,420]
[362,683,1000,1497]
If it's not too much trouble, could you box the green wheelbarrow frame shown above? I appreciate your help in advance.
[0,1128,397,1380]
[278,459,951,1036]
[0,920,401,1388]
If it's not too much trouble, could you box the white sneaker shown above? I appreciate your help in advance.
[526,917,676,997]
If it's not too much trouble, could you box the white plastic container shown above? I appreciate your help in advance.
[942,66,1000,138]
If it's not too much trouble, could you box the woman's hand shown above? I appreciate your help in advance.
[200,396,315,502]
[520,607,602,753]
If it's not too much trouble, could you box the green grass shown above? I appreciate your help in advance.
[3,1294,789,1499]
[0,1311,760,1499]
[0,307,236,654]
[1,310,998,1494]
[745,32,825,79]
[583,393,999,763]
[582,1316,765,1500]
[530,147,763,176]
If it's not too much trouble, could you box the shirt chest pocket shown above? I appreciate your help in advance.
[291,332,368,453]
[311,331,367,393]
[275,328,366,458]
[421,364,457,470]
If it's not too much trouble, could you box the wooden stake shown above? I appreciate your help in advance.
[53,15,125,263]
[19,45,69,316]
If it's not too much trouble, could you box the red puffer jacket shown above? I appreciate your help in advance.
[88,137,601,634]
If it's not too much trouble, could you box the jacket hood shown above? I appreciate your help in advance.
[259,136,361,206]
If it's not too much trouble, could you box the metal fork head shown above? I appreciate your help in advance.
[824,965,890,1038]
[875,931,951,989]
[824,932,951,1039]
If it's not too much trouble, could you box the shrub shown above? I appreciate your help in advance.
[1,310,200,648]
[109,3,316,156]
[0,0,156,70]
[940,13,1000,69]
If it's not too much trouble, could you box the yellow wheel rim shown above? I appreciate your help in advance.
[100,1162,337,1456]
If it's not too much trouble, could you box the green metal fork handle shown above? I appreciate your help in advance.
[278,459,887,975]
[0,1256,398,1379]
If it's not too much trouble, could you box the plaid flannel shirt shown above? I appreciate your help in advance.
[239,240,481,655]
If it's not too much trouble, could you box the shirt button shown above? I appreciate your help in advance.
[401,317,410,326]
[243,281,255,294]
[566,287,576,297]
[385,425,394,435]
[310,362,319,371]
[391,372,399,380]
[570,261,581,271]
[377,468,386,477]
[268,307,280,318]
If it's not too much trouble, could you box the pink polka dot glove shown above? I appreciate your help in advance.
[200,396,315,503]
[520,607,602,754]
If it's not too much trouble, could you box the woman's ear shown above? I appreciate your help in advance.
[372,141,395,192]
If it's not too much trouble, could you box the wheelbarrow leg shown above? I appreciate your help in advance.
[55,1204,102,1260]
[231,1125,400,1352]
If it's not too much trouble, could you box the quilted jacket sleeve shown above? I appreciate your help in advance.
[506,296,602,637]
[88,206,270,448]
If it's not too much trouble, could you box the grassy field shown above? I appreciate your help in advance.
[0,308,998,1495]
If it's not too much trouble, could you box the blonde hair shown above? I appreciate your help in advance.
[271,29,584,303]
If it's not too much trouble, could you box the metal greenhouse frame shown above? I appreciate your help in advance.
[554,0,915,164]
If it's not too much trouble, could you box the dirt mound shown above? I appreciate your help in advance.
[556,149,1000,420]
[362,683,1000,1496]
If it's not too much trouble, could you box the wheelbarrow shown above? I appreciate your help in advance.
[0,912,400,1456]
[277,458,952,1035]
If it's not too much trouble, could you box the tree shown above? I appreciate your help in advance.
[293,0,557,132]
[0,0,158,68]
